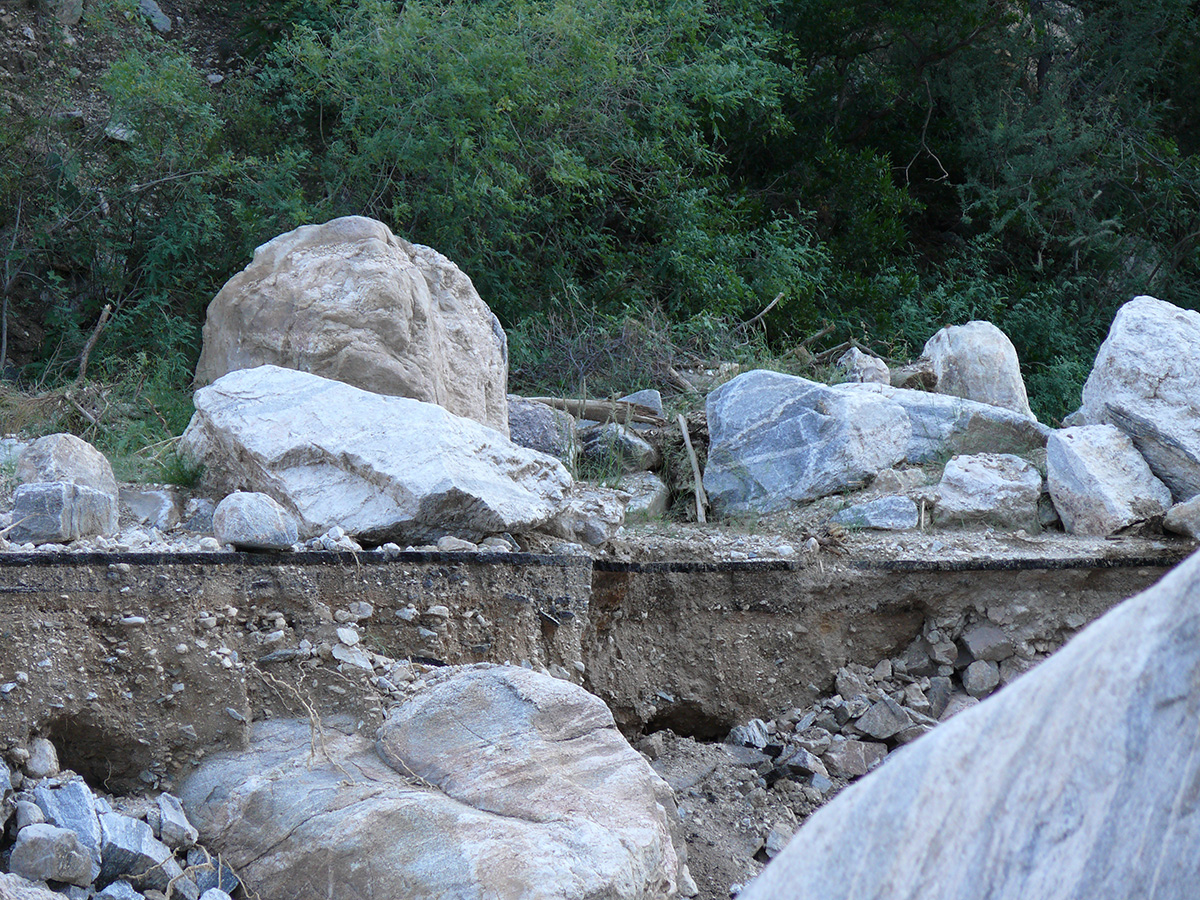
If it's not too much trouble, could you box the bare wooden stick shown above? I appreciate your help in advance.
[678,413,708,524]
[664,365,696,393]
[526,396,666,426]
[737,291,784,332]
[798,323,835,349]
[76,302,112,381]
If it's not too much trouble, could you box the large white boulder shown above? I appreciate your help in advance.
[1047,425,1173,535]
[704,370,910,514]
[835,383,1050,463]
[195,216,509,433]
[1084,300,1200,504]
[180,366,570,544]
[742,547,1200,900]
[923,320,1034,418]
[179,666,694,900]
[1080,295,1200,499]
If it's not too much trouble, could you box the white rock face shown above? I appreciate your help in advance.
[1080,295,1200,500]
[181,366,571,544]
[836,347,890,385]
[180,666,695,900]
[195,216,509,433]
[923,320,1034,419]
[213,492,299,550]
[934,453,1043,530]
[1047,425,1173,535]
[705,370,910,514]
[834,383,1049,463]
[742,547,1200,900]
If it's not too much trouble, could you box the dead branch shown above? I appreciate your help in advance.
[736,291,784,333]
[76,302,112,381]
[526,396,666,426]
[663,365,697,394]
[678,413,708,524]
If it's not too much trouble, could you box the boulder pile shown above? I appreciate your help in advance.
[3,213,1196,556]
[741,536,1200,900]
[0,739,239,900]
[706,297,1200,539]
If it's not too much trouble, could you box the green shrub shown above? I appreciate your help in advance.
[257,0,826,327]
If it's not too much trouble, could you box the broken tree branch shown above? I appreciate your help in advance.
[526,397,666,427]
[736,291,784,333]
[76,302,112,381]
[678,413,708,524]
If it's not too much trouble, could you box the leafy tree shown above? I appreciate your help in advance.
[257,0,828,327]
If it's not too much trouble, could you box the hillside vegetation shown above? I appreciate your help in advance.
[2,0,1199,452]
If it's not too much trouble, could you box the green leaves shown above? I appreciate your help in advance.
[259,0,820,324]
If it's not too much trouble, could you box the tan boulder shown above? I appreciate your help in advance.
[195,216,509,432]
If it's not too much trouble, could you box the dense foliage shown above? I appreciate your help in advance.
[2,0,1199,425]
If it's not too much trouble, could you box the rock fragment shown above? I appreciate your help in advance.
[99,812,187,894]
[830,496,918,531]
[507,397,578,467]
[156,793,198,850]
[212,492,298,551]
[33,776,102,881]
[25,738,60,779]
[961,623,1014,662]
[9,824,94,887]
[934,453,1042,531]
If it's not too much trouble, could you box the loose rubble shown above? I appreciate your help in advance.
[0,749,239,900]
[741,535,1200,900]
